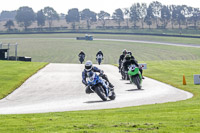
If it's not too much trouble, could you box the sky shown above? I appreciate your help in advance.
[0,0,200,14]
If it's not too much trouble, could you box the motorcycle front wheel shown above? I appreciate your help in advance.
[95,85,107,101]
[133,75,142,89]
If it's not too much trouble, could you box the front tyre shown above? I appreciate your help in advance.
[133,75,141,89]
[98,59,101,65]
[95,86,107,101]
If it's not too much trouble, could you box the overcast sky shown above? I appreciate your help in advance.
[0,0,200,14]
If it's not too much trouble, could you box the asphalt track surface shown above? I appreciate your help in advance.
[0,64,193,114]
[95,38,200,48]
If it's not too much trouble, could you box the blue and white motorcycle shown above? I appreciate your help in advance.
[86,72,116,101]
[96,54,103,65]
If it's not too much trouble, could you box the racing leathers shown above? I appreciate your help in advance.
[118,54,125,71]
[96,51,103,57]
[123,58,143,76]
[79,51,85,58]
[82,66,114,93]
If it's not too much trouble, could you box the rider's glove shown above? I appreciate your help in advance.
[100,70,104,74]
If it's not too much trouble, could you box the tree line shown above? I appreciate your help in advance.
[2,1,200,31]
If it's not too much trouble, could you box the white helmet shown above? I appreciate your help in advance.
[85,60,93,71]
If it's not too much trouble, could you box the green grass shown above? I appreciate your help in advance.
[0,61,47,99]
[0,34,200,132]
[0,60,200,133]
[0,34,200,63]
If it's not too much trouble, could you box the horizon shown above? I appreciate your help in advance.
[0,0,200,15]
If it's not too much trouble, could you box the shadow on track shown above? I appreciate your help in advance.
[84,100,111,104]
[126,89,144,91]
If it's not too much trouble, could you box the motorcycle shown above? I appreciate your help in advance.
[96,54,103,65]
[120,64,130,80]
[79,55,85,64]
[86,71,116,101]
[128,65,143,89]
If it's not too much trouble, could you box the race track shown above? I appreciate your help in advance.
[0,64,193,114]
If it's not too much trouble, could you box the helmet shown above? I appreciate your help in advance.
[125,54,131,61]
[99,49,101,52]
[127,51,132,56]
[122,49,127,55]
[85,60,93,71]
[81,50,83,52]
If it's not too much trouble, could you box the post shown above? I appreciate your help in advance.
[15,43,18,61]
[7,43,10,60]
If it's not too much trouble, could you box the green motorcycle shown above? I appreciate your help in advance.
[128,65,142,89]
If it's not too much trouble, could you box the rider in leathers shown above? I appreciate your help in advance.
[82,60,114,94]
[122,54,144,78]
[118,49,127,72]
[78,50,85,57]
[96,50,103,57]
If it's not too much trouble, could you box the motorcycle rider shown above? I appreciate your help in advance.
[96,49,104,58]
[118,49,127,72]
[123,54,144,79]
[82,60,114,94]
[78,50,85,58]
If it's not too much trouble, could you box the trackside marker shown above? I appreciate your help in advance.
[183,75,187,85]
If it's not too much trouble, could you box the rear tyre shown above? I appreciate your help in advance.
[109,91,116,100]
[95,86,107,101]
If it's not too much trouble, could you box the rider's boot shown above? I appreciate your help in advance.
[85,86,93,94]
[142,75,145,79]
[109,83,114,91]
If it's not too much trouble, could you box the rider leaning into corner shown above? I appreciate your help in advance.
[123,54,144,79]
[96,49,104,58]
[78,50,85,57]
[82,60,114,94]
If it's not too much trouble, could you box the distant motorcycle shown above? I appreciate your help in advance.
[79,55,85,64]
[128,65,143,89]
[121,65,130,80]
[86,71,116,101]
[96,54,103,65]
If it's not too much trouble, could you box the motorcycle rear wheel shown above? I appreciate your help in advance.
[109,91,116,100]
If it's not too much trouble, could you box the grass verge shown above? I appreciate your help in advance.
[0,36,200,63]
[0,61,48,99]
[0,60,200,133]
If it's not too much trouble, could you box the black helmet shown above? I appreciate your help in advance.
[127,51,132,56]
[125,54,131,61]
[85,60,93,71]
